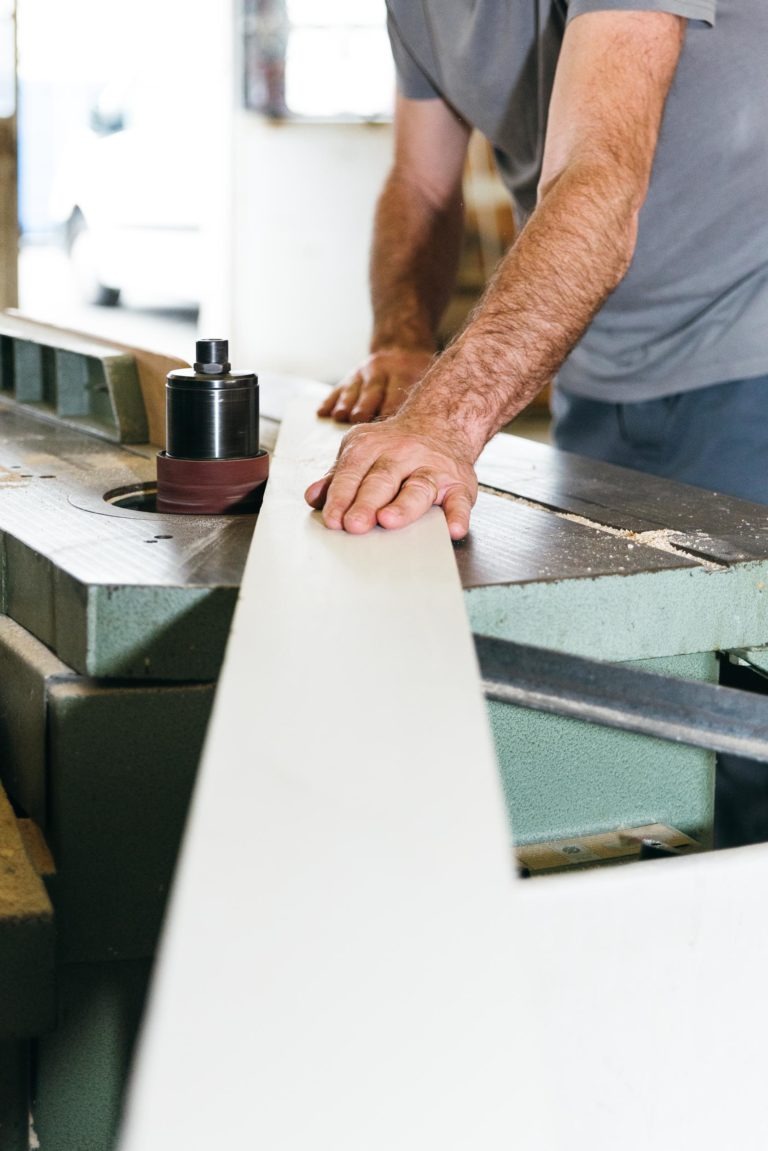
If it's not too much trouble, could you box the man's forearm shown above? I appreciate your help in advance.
[307,11,684,539]
[393,9,685,463]
[369,168,465,354]
[396,157,641,457]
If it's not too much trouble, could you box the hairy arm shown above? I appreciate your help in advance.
[308,9,686,535]
[404,10,686,456]
[319,94,470,422]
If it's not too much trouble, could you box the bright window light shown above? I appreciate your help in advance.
[244,0,394,120]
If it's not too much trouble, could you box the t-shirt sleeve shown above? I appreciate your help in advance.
[567,0,715,27]
[386,12,440,99]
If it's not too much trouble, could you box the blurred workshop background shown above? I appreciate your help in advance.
[7,0,520,384]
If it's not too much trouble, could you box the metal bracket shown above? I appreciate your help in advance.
[0,313,147,443]
[475,633,768,762]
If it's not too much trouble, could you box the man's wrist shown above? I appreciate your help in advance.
[394,384,485,464]
[369,335,436,356]
[394,336,520,462]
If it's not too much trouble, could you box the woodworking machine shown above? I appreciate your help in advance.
[2,314,768,1148]
[157,337,269,514]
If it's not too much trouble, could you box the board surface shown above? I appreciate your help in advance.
[120,395,768,1150]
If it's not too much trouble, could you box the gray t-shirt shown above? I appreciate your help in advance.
[386,0,768,402]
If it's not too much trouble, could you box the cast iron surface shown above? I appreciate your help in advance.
[0,400,256,677]
[5,387,768,675]
[477,633,768,762]
[456,490,696,589]
[7,389,767,597]
[474,434,768,566]
[0,401,252,587]
[0,396,716,603]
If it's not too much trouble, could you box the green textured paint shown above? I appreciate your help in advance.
[55,576,237,680]
[1,541,236,682]
[4,534,56,650]
[6,335,147,444]
[54,351,111,421]
[0,531,6,614]
[47,679,214,962]
[0,615,74,827]
[466,561,768,662]
[0,914,56,1039]
[489,652,717,846]
[12,341,45,403]
[53,350,148,443]
[33,960,151,1151]
[99,354,149,443]
[0,337,13,394]
[0,1043,29,1151]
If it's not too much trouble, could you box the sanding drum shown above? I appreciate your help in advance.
[156,338,269,514]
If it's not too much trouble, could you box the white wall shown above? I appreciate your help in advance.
[226,116,392,383]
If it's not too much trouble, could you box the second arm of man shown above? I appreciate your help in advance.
[318,94,469,424]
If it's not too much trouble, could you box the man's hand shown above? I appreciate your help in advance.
[317,348,434,424]
[304,417,477,539]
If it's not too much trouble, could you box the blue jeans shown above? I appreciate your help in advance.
[552,375,768,848]
[551,373,768,504]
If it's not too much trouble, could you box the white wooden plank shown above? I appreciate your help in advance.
[509,844,768,1148]
[119,388,518,1149]
[120,391,768,1149]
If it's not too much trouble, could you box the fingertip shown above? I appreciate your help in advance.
[322,506,344,530]
[443,486,474,541]
[342,508,376,534]
[318,388,342,417]
[447,519,469,541]
[376,505,404,529]
[304,481,325,508]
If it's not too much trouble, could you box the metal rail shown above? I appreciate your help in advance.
[475,634,768,762]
